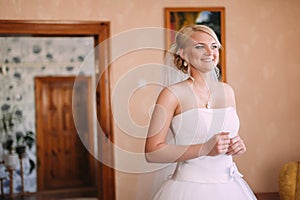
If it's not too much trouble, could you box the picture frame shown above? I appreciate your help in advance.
[165,7,226,82]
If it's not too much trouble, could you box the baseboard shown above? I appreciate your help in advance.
[19,187,98,199]
[255,192,280,200]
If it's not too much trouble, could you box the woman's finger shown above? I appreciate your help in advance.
[227,139,246,155]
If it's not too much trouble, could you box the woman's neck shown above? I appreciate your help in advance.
[190,68,210,89]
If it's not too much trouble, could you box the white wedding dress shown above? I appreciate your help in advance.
[153,107,257,200]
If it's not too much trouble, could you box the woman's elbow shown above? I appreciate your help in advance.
[145,153,154,163]
[144,147,154,163]
[145,142,169,163]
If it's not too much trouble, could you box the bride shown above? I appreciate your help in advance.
[145,25,257,199]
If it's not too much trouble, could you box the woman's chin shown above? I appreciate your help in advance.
[191,62,216,73]
[202,64,215,72]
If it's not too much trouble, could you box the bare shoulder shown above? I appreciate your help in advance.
[157,81,189,107]
[168,80,190,91]
[221,82,235,96]
[156,85,179,106]
[219,82,236,108]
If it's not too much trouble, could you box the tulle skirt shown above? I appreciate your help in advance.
[153,177,257,200]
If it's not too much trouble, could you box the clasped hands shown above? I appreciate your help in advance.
[203,132,246,157]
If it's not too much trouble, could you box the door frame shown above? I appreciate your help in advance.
[0,20,115,200]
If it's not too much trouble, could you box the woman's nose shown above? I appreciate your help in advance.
[205,46,213,55]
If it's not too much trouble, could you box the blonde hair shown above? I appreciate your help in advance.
[172,25,221,73]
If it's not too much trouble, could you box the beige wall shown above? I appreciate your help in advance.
[1,0,300,199]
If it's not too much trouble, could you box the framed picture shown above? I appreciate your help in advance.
[165,7,226,81]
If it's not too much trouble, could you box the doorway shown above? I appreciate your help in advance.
[0,20,115,200]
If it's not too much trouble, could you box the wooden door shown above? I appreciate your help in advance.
[35,76,95,191]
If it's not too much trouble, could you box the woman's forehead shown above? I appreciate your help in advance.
[189,31,217,43]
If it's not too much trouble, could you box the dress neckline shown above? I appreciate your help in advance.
[173,107,235,120]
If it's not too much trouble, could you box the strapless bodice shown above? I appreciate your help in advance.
[170,107,242,183]
[171,107,239,145]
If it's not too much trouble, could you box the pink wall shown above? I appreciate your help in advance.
[1,0,300,199]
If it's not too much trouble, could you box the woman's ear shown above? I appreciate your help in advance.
[178,48,185,60]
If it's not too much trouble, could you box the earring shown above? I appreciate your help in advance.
[181,60,189,74]
[183,61,188,67]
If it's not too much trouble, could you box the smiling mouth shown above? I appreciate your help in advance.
[201,58,214,62]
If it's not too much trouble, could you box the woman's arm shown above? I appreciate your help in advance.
[145,87,230,163]
[223,83,247,156]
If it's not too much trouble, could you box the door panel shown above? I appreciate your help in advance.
[35,76,95,190]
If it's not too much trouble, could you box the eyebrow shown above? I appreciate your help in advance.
[193,42,218,45]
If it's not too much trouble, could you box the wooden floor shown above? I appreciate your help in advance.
[1,190,279,200]
[1,187,98,200]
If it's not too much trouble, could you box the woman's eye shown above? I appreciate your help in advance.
[195,45,205,49]
[211,45,219,49]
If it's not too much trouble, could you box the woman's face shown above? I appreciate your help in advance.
[182,31,219,73]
